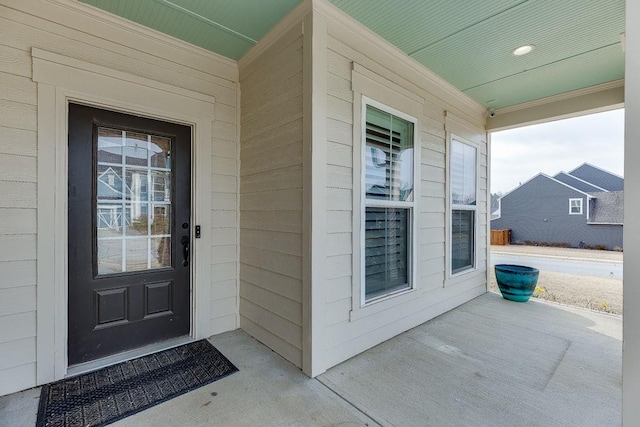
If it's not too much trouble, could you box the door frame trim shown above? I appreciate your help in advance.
[32,48,216,384]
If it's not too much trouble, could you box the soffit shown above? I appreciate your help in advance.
[79,0,625,111]
[79,0,301,60]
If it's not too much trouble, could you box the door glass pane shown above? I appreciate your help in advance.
[151,205,170,235]
[97,128,123,164]
[125,203,148,236]
[151,170,171,202]
[125,132,149,167]
[96,236,124,275]
[151,237,171,268]
[96,127,172,275]
[125,169,149,202]
[150,136,171,169]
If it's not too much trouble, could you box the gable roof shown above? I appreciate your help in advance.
[588,191,624,224]
[568,163,624,191]
[553,172,607,193]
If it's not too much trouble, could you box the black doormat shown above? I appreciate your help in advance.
[36,340,238,427]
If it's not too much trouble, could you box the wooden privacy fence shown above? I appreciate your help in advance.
[491,229,511,245]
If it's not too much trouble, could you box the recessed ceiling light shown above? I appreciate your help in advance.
[512,45,534,56]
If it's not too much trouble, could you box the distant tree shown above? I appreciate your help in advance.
[490,192,503,213]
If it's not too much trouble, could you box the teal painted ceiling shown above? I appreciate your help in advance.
[80,0,301,59]
[80,0,625,110]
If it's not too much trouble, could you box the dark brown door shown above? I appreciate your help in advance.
[68,104,191,365]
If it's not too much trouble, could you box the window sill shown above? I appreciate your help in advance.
[349,287,419,322]
[445,268,485,287]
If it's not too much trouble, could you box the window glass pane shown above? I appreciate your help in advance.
[365,207,410,300]
[451,140,476,206]
[452,210,475,273]
[570,199,582,213]
[365,106,414,202]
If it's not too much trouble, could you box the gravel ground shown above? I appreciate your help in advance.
[490,245,623,315]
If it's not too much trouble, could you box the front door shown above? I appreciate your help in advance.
[68,104,192,366]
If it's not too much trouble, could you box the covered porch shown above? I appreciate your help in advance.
[0,0,635,423]
[1,292,622,426]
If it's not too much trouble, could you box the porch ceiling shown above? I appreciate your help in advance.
[80,0,625,111]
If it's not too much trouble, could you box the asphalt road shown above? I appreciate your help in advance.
[490,253,623,279]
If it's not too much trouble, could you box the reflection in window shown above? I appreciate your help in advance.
[451,141,476,206]
[96,127,173,275]
[451,210,475,274]
[450,139,477,275]
[569,198,583,214]
[365,106,414,202]
[363,104,415,302]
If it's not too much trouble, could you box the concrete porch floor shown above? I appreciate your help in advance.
[0,292,622,426]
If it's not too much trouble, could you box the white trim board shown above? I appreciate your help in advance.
[32,49,216,385]
[31,0,238,80]
[302,10,328,377]
[487,82,624,131]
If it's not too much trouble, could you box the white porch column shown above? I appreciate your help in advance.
[623,0,640,424]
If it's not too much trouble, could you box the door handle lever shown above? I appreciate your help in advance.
[181,235,190,267]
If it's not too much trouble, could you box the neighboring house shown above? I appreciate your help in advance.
[491,164,623,249]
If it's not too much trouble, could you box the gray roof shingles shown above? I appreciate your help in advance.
[553,172,605,193]
[569,163,624,191]
[589,191,624,224]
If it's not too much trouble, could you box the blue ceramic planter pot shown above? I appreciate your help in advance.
[494,264,540,302]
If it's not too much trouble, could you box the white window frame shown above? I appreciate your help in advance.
[359,97,418,306]
[569,198,583,214]
[447,135,479,278]
[349,63,424,320]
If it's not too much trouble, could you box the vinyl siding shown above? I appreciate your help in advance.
[239,24,304,368]
[0,6,40,394]
[318,22,487,371]
[211,125,240,334]
[0,0,239,395]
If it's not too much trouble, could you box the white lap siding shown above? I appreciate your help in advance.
[239,24,305,367]
[0,0,239,395]
[315,9,488,372]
